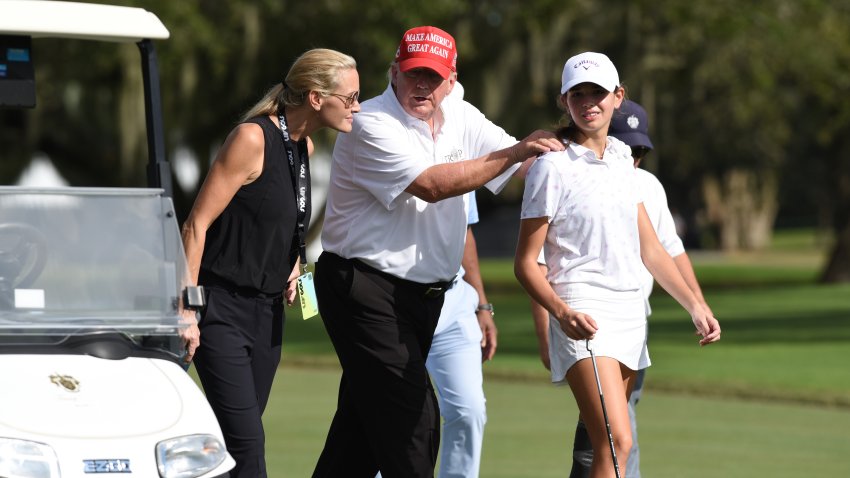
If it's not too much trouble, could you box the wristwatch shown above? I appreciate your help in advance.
[476,303,494,316]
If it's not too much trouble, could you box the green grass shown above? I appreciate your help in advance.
[261,366,850,477]
[243,229,850,475]
[645,282,850,406]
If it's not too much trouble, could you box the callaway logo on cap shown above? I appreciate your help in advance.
[560,51,620,94]
[395,26,457,80]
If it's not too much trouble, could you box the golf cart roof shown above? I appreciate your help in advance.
[0,0,169,42]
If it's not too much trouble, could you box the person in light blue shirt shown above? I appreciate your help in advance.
[427,190,496,478]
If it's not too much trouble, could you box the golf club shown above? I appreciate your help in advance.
[586,339,621,478]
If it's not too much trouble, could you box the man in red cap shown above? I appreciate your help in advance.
[313,26,563,478]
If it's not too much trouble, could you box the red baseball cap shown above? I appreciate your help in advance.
[395,26,457,80]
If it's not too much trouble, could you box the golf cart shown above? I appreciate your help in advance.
[0,2,234,477]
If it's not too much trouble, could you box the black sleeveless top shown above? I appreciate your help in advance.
[198,115,311,295]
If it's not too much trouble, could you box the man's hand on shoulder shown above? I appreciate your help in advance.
[512,130,564,163]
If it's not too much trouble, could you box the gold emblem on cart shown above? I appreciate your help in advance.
[50,373,80,392]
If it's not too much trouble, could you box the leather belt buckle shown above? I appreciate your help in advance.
[422,276,456,299]
[424,285,445,299]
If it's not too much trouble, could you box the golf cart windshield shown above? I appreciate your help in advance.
[0,187,190,359]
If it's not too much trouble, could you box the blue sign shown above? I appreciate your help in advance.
[7,48,30,62]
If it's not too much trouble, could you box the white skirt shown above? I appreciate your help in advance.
[549,284,650,384]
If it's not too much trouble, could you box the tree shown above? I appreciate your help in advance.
[4,0,850,282]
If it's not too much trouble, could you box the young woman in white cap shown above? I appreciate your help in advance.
[514,52,721,477]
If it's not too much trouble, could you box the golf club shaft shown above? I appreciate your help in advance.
[587,340,622,478]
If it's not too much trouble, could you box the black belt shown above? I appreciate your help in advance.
[330,253,456,299]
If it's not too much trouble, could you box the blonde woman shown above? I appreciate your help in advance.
[181,48,360,478]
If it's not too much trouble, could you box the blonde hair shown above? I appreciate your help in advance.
[241,48,357,121]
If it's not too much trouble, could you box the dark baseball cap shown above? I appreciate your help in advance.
[609,99,653,149]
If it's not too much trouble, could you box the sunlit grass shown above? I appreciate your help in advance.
[201,228,850,476]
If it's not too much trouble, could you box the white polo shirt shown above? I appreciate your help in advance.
[322,83,518,283]
[636,167,685,310]
[522,138,644,294]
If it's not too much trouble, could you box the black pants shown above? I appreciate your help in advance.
[193,285,284,478]
[312,252,445,478]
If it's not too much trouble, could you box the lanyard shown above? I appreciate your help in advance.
[277,108,309,272]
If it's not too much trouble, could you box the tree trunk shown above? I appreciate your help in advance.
[702,169,779,251]
[819,137,850,283]
[821,221,850,282]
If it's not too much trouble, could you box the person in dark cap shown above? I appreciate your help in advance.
[312,26,563,478]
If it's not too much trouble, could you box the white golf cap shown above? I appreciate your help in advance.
[560,52,620,94]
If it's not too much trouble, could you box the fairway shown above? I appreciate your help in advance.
[262,365,850,477]
[220,236,850,476]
